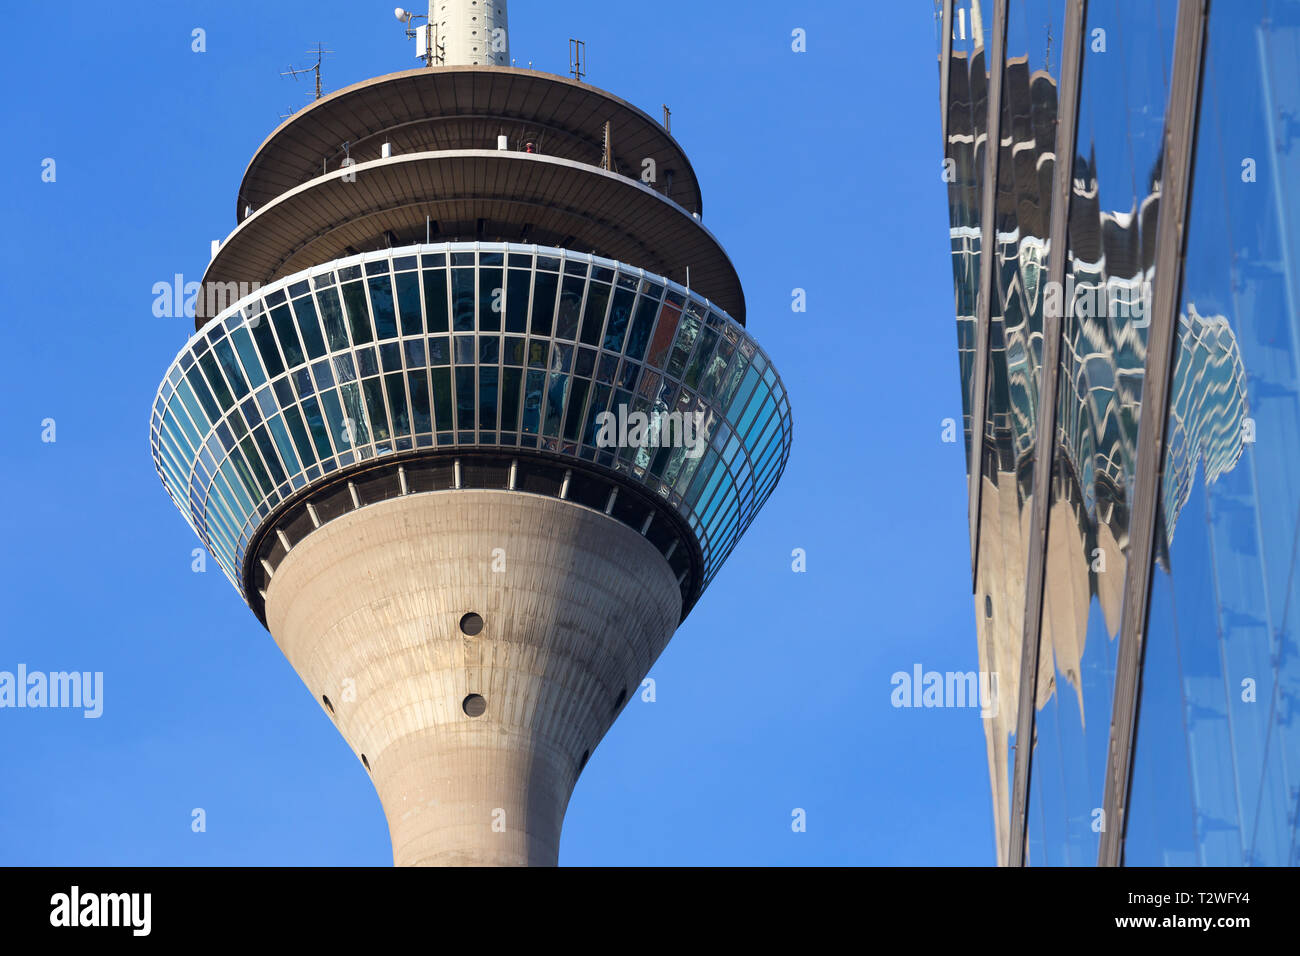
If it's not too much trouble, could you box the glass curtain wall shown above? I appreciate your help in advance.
[943,0,994,460]
[972,0,1066,867]
[1129,1,1300,867]
[1026,0,1177,866]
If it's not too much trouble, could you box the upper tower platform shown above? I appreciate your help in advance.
[198,64,741,325]
[235,66,703,217]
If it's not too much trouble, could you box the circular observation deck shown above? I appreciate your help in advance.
[235,66,704,218]
[198,150,744,325]
[153,243,792,624]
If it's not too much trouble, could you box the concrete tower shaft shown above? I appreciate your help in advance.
[263,491,681,866]
[432,0,510,67]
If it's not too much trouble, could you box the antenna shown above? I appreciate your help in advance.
[396,6,442,66]
[663,105,671,133]
[600,121,614,173]
[569,38,586,81]
[282,43,332,101]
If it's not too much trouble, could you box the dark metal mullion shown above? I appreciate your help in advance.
[965,0,1009,582]
[1007,0,1088,869]
[1098,0,1211,868]
[940,0,954,147]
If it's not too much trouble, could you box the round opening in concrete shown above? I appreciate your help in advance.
[361,753,371,771]
[322,694,335,715]
[462,693,487,717]
[459,612,485,636]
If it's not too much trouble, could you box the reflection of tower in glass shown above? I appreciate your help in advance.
[148,0,792,866]
[1162,304,1250,542]
[947,43,1248,859]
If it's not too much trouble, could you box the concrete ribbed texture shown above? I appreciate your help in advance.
[263,489,681,866]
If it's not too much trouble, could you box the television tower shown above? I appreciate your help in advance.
[150,0,792,865]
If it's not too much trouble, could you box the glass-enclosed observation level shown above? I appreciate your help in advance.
[150,242,792,621]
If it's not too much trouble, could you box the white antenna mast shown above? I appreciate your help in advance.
[396,1,509,66]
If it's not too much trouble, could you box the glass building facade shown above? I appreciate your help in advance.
[150,243,791,609]
[938,0,1300,865]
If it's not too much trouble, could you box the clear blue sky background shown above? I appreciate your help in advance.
[0,1,988,865]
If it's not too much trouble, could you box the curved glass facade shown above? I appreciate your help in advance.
[1028,0,1176,867]
[1129,2,1300,866]
[974,0,1067,865]
[940,0,1300,867]
[150,243,792,604]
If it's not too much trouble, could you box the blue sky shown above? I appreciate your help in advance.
[0,1,989,865]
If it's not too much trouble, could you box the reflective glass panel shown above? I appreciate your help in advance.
[1130,1,1300,868]
[1028,1,1176,866]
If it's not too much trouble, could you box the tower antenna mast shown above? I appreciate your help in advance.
[396,5,443,66]
[281,43,333,101]
[569,38,586,81]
